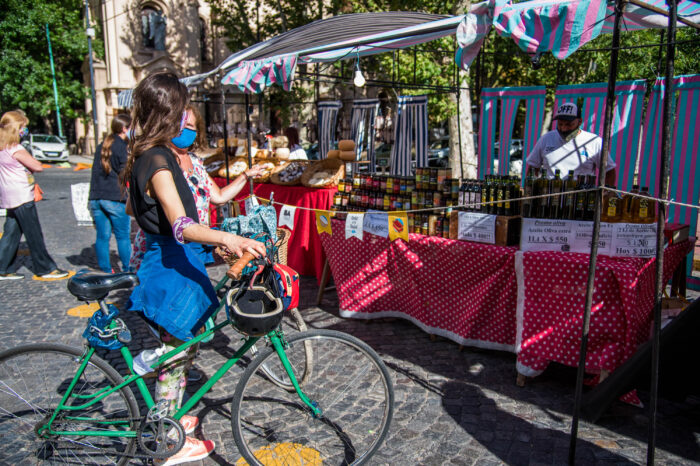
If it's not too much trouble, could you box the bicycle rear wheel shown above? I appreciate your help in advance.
[0,343,139,465]
[231,329,394,465]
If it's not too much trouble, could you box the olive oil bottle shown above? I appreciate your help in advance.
[549,169,564,219]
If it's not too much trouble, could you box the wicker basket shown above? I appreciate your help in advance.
[215,228,290,266]
[215,156,248,178]
[253,157,283,183]
[270,160,312,186]
[301,158,345,188]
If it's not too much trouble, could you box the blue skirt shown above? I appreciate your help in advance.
[128,234,217,341]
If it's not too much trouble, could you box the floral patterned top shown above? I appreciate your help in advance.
[129,152,213,271]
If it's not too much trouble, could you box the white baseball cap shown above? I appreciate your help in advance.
[554,102,581,121]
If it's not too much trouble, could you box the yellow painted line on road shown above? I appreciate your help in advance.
[236,443,322,465]
[32,270,76,282]
[67,302,104,317]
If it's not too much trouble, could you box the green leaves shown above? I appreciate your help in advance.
[0,0,92,130]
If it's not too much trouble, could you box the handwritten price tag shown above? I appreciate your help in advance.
[520,218,575,252]
[457,212,496,244]
[611,223,657,257]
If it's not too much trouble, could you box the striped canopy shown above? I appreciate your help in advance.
[457,0,700,69]
[217,12,467,93]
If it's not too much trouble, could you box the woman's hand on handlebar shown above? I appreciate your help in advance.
[221,233,267,259]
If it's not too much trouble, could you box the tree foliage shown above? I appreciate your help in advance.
[0,0,100,132]
[207,0,699,129]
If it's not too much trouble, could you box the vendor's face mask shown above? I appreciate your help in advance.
[557,118,580,142]
[171,110,197,149]
[172,128,196,149]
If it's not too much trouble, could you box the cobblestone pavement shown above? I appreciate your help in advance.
[0,165,698,465]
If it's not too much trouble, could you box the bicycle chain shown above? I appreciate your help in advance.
[37,416,178,461]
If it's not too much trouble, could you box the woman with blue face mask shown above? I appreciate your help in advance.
[129,105,265,271]
[88,114,132,273]
[0,110,68,280]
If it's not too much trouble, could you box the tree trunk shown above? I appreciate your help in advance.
[449,0,476,180]
[448,74,477,179]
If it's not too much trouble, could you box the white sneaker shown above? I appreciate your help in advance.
[0,273,24,280]
[40,269,69,279]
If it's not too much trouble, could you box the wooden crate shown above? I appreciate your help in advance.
[449,212,521,246]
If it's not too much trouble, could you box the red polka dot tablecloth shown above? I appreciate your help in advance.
[321,217,695,379]
[321,219,519,351]
[514,239,694,377]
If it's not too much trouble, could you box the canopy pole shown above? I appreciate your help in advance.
[648,1,676,463]
[568,0,624,463]
[245,93,255,196]
[220,77,230,184]
[456,84,464,180]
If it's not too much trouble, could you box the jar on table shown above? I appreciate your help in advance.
[415,168,423,190]
[353,172,361,189]
[338,178,345,193]
[380,175,387,192]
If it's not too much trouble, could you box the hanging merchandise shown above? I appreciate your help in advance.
[315,210,333,235]
[388,212,409,242]
[278,205,297,230]
[345,213,364,240]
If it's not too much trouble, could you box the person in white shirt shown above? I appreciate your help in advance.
[284,127,307,160]
[526,102,616,185]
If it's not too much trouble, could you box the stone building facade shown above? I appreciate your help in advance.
[78,0,229,153]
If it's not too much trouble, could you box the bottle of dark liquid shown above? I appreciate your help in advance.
[584,175,596,221]
[473,181,482,213]
[574,176,586,220]
[481,179,489,213]
[549,169,564,219]
[487,175,496,214]
[495,176,505,216]
[563,170,577,219]
[535,174,549,218]
[522,175,534,217]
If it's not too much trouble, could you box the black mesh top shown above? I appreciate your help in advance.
[129,146,198,236]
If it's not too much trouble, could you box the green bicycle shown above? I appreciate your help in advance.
[0,256,394,465]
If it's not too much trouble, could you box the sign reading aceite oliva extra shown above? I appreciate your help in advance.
[520,218,657,257]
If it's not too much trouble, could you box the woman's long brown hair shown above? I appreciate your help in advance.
[121,72,189,188]
[101,114,131,175]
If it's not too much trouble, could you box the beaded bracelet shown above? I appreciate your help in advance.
[172,216,196,244]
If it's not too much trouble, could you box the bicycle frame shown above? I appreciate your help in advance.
[39,312,320,440]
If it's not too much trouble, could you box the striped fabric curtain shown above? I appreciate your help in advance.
[554,81,646,188]
[667,74,700,290]
[479,86,545,179]
[611,80,647,191]
[221,54,298,93]
[553,83,607,135]
[390,95,428,176]
[350,99,380,167]
[317,101,342,159]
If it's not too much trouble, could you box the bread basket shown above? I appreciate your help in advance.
[301,158,345,188]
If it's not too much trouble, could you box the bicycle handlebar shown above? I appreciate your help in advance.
[227,251,256,280]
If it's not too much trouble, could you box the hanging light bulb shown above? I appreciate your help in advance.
[353,69,365,87]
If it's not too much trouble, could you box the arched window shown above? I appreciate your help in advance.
[141,6,166,51]
[199,17,207,62]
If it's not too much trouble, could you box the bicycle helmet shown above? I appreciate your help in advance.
[225,284,284,336]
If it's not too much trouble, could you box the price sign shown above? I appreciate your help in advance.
[363,210,389,238]
[570,221,613,255]
[457,212,496,244]
[520,218,574,252]
[611,223,657,257]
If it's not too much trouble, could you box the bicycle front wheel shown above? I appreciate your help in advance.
[0,343,139,465]
[231,329,394,465]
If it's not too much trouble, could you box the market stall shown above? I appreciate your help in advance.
[213,177,336,279]
[320,217,693,378]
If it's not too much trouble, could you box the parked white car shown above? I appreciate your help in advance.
[22,134,69,162]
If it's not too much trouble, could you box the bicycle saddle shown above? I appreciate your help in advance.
[67,270,140,301]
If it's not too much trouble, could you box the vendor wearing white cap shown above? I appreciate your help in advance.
[526,102,616,185]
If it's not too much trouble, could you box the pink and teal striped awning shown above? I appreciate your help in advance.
[457,0,700,69]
